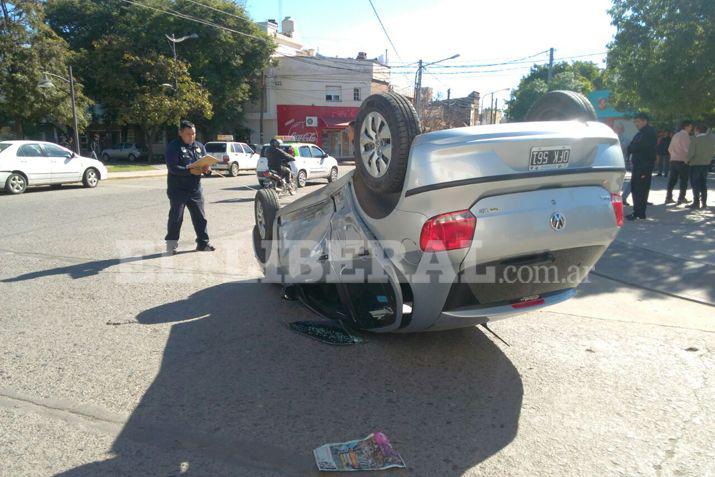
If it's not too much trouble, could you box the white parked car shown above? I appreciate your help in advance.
[204,141,259,177]
[256,142,339,188]
[0,140,108,194]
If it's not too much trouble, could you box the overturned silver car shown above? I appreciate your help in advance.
[253,91,625,332]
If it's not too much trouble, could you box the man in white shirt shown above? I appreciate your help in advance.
[666,120,693,204]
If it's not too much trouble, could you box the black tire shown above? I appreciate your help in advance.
[328,166,338,183]
[297,170,307,188]
[229,162,240,177]
[82,168,100,188]
[353,92,421,194]
[525,90,597,122]
[128,153,136,162]
[254,188,280,263]
[5,173,27,194]
[101,153,110,162]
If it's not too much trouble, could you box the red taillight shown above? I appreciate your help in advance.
[611,193,623,227]
[420,210,476,252]
[223,155,230,164]
[511,297,545,309]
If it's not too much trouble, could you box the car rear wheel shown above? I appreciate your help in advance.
[83,168,99,188]
[328,166,338,183]
[5,173,27,194]
[525,90,597,122]
[297,170,307,188]
[354,92,420,194]
[229,162,240,177]
[254,188,280,263]
[101,153,110,162]
[128,153,136,162]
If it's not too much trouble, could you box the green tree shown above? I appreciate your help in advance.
[45,0,274,139]
[0,0,91,138]
[607,0,715,121]
[506,61,606,121]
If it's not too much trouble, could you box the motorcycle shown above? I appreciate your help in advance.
[260,162,297,197]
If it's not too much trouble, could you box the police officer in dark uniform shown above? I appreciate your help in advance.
[164,120,215,255]
[626,113,657,221]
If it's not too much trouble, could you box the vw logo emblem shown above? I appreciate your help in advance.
[550,212,566,231]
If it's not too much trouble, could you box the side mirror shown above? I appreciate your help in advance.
[70,152,76,159]
[322,153,329,158]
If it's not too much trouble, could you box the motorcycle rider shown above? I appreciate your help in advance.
[266,138,295,187]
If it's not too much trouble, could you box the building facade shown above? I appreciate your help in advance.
[243,18,390,159]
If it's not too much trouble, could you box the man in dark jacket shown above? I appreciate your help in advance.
[266,138,295,184]
[626,113,657,220]
[164,120,215,255]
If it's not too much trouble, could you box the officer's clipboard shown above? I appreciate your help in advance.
[187,155,220,169]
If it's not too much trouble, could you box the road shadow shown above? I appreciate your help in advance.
[212,197,256,204]
[56,281,522,476]
[1,253,166,282]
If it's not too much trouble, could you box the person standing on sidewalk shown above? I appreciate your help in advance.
[164,120,216,255]
[655,130,671,176]
[687,123,714,209]
[666,120,693,204]
[626,113,657,221]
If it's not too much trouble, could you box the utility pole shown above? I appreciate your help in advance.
[547,47,554,85]
[445,88,451,125]
[68,65,80,154]
[414,59,423,117]
[493,98,499,124]
[259,73,265,144]
[489,93,494,124]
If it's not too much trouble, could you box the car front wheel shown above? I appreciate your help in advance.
[328,166,338,183]
[83,168,99,188]
[297,170,307,188]
[5,173,27,194]
[128,153,136,162]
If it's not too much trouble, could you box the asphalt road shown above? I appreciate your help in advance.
[0,170,713,476]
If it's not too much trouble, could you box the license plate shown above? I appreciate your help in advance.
[529,146,571,171]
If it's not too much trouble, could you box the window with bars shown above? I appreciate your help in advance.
[353,88,361,101]
[326,86,341,102]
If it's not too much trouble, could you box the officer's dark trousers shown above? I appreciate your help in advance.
[631,164,653,219]
[690,165,709,206]
[165,189,209,245]
[666,161,689,200]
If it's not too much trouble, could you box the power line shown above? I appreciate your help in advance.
[367,0,402,62]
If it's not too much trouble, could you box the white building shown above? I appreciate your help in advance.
[243,18,390,158]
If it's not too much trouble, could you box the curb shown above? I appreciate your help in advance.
[106,170,167,181]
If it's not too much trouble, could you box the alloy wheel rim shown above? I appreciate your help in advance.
[87,171,98,186]
[256,201,266,238]
[10,176,25,192]
[299,172,306,187]
[359,111,392,178]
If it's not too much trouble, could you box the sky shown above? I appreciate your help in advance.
[245,0,616,106]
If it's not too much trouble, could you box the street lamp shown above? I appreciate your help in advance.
[38,66,80,154]
[414,53,460,118]
[165,33,198,91]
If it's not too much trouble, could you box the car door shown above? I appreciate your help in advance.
[240,143,258,169]
[297,145,315,175]
[15,143,53,184]
[328,185,404,332]
[43,143,81,182]
[230,143,242,168]
[310,146,329,176]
